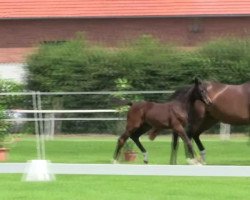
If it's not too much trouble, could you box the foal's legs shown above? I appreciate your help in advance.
[182,131,205,163]
[113,131,130,163]
[113,123,150,163]
[148,128,160,141]
[130,124,151,164]
[183,129,196,159]
[169,132,179,165]
[172,124,197,164]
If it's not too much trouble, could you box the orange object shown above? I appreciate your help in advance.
[124,151,137,162]
[0,148,9,161]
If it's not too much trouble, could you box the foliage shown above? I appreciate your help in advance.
[26,34,181,93]
[0,80,26,140]
[0,80,26,109]
[25,34,250,134]
[198,38,250,83]
[123,139,135,152]
[0,105,10,147]
[26,35,250,93]
[113,77,142,112]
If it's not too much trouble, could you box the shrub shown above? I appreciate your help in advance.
[0,105,10,147]
[25,34,250,134]
[198,38,250,83]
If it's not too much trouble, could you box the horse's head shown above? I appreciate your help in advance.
[193,77,212,106]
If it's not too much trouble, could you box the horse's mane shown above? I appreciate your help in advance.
[168,85,193,101]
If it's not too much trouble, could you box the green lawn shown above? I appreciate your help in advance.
[1,134,250,200]
[6,134,250,165]
[1,175,250,200]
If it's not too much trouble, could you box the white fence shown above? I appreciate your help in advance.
[1,90,173,137]
[1,163,250,177]
[0,91,237,180]
[1,90,231,137]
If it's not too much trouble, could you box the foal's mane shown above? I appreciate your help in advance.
[168,85,193,101]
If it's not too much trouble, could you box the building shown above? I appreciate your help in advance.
[1,0,250,81]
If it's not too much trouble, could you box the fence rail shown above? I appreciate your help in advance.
[0,163,250,177]
[5,117,125,122]
[0,90,174,96]
[0,91,236,179]
[11,109,118,113]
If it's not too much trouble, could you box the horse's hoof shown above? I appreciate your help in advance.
[200,160,206,165]
[148,135,156,141]
[186,158,202,166]
[196,157,206,165]
[144,160,149,164]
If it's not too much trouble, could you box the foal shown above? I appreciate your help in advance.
[113,85,201,164]
[170,79,219,165]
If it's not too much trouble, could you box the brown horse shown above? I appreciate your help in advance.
[195,79,250,125]
[113,84,203,164]
[179,79,250,164]
[170,79,219,164]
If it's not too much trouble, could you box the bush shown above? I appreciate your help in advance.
[0,80,27,134]
[25,34,250,134]
[0,105,10,147]
[0,80,26,109]
[198,38,250,83]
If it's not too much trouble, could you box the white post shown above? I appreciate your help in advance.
[220,123,231,140]
[44,113,55,140]
[32,91,41,159]
[23,91,55,181]
[37,91,46,159]
[23,160,55,181]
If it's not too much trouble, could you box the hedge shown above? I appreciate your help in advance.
[25,35,250,134]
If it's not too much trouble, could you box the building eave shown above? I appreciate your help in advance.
[1,14,250,20]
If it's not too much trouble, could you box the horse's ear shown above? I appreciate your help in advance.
[194,77,202,86]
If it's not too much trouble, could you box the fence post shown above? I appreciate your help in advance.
[44,113,55,140]
[220,123,231,140]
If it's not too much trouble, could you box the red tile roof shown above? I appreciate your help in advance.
[1,0,250,19]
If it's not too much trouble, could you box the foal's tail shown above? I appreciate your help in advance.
[126,101,133,106]
[111,97,133,107]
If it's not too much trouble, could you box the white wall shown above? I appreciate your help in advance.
[0,63,26,83]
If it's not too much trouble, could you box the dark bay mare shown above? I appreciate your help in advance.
[113,84,204,165]
[180,79,250,165]
[195,79,250,125]
[169,78,219,165]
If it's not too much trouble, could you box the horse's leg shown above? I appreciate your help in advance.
[172,124,198,165]
[192,117,218,164]
[192,134,206,164]
[185,129,206,164]
[169,132,179,165]
[148,127,160,141]
[188,100,219,164]
[183,128,193,160]
[130,124,151,164]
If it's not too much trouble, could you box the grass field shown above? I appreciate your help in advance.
[1,134,250,200]
[6,134,250,165]
[1,174,250,200]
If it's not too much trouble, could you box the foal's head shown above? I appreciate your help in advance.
[193,77,212,105]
